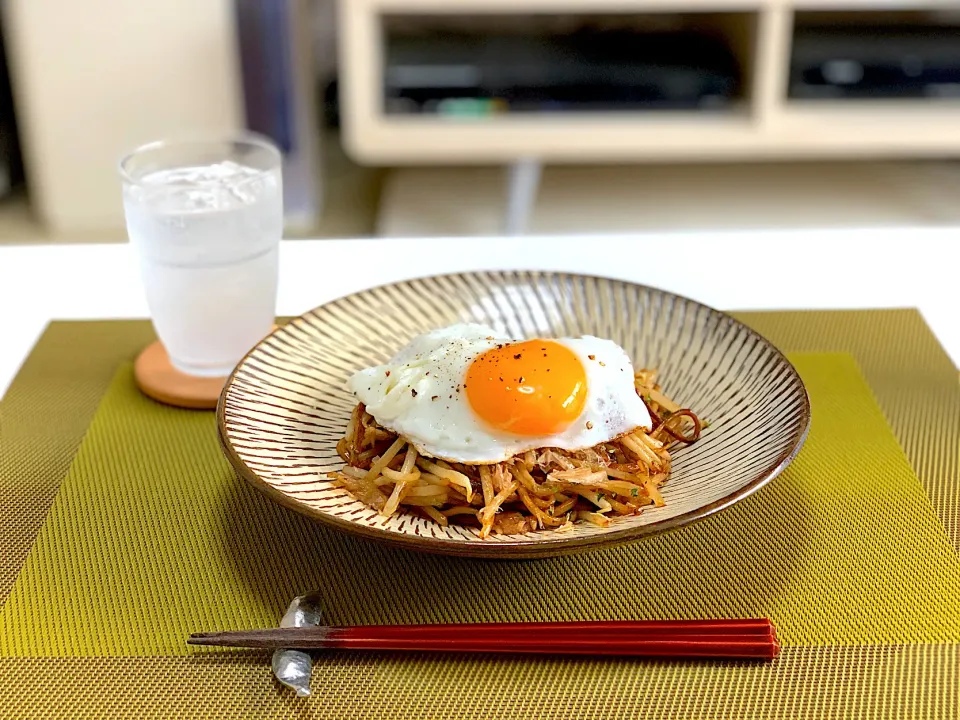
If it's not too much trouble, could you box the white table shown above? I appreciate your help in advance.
[1,229,957,400]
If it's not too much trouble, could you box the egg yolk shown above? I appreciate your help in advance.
[465,340,587,436]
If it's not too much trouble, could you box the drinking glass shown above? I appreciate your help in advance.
[120,133,283,378]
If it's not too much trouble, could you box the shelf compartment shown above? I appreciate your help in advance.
[380,12,761,117]
[789,10,960,101]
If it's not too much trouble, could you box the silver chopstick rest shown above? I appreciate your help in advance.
[272,592,324,697]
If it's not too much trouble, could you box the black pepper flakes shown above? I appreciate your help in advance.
[431,395,439,401]
[588,354,596,360]
[586,421,594,430]
[411,389,418,397]
[513,353,522,359]
[385,370,391,377]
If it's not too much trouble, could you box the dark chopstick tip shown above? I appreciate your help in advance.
[187,632,218,646]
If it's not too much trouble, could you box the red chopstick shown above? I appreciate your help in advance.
[188,619,780,660]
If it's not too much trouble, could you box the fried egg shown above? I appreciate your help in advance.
[347,324,651,464]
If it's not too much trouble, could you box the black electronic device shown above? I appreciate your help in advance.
[790,24,960,99]
[0,19,23,199]
[384,30,741,115]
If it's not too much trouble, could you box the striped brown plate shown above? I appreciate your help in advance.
[217,272,810,558]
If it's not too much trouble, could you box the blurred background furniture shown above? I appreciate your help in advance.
[340,0,960,233]
[0,0,342,242]
[1,0,959,242]
[1,0,243,239]
[341,1,960,163]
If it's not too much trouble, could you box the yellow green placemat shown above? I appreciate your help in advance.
[0,313,957,719]
[1,352,958,657]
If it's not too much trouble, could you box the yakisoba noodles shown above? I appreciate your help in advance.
[331,366,702,538]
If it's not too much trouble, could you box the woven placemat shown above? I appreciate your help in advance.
[1,351,959,658]
[0,312,957,719]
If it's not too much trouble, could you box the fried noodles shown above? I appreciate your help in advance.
[330,369,701,537]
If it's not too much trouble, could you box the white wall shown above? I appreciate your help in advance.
[3,0,243,232]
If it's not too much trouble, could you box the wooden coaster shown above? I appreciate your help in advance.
[133,341,226,410]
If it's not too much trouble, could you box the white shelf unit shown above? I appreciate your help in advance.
[338,0,960,164]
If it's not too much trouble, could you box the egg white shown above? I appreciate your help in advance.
[347,323,651,464]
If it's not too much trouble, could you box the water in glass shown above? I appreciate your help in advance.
[123,158,282,377]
